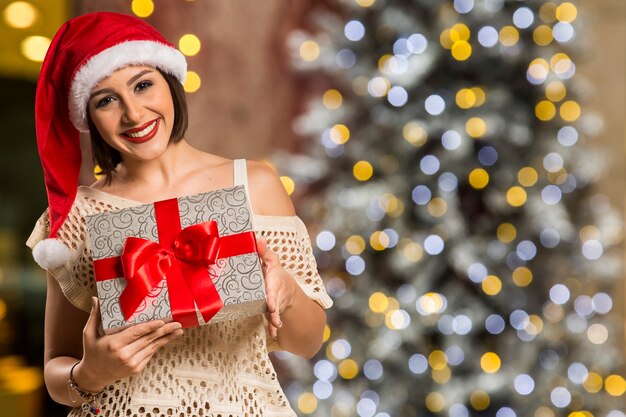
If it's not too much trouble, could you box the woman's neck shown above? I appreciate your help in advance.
[117,140,196,187]
[92,140,232,203]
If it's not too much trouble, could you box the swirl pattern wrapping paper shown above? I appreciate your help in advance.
[85,185,266,334]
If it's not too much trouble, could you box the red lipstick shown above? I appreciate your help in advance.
[120,119,160,144]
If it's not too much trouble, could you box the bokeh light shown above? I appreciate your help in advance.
[132,0,154,17]
[3,1,39,28]
[183,71,201,93]
[178,34,201,56]
[300,40,320,61]
[20,36,50,62]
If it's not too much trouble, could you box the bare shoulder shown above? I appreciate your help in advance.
[246,160,295,217]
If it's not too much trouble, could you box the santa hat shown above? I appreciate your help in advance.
[32,12,187,269]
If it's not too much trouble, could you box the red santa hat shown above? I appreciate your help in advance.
[32,12,187,269]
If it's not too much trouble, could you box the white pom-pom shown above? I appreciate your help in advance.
[32,238,72,269]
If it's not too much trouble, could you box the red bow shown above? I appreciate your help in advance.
[119,221,224,327]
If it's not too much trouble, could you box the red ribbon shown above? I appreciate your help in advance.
[93,198,257,328]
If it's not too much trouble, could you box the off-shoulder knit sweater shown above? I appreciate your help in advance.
[27,159,333,417]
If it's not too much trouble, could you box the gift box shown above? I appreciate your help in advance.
[85,185,266,334]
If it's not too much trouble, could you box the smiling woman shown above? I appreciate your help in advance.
[26,11,331,417]
[87,67,176,177]
[88,68,188,182]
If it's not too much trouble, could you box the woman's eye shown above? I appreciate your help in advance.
[95,96,115,108]
[136,80,153,91]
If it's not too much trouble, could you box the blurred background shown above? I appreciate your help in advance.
[0,0,624,416]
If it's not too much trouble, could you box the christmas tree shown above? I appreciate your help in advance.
[274,1,625,416]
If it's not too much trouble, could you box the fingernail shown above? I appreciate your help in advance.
[278,320,283,328]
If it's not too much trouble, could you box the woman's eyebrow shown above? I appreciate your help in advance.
[89,69,155,100]
[127,69,154,86]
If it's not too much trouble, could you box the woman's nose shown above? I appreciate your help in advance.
[121,99,144,124]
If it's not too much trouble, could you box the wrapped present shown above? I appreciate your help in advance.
[85,185,266,334]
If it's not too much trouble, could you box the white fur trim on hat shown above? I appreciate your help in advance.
[68,40,187,132]
[32,238,72,270]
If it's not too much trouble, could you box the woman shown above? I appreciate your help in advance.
[28,11,332,416]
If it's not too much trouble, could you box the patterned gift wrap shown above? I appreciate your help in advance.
[85,185,266,334]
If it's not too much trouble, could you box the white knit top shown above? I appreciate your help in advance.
[27,159,333,417]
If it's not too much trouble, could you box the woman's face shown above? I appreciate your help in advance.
[88,65,175,163]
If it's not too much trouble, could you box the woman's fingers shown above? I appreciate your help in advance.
[256,236,267,258]
[120,321,182,357]
[89,321,183,378]
[256,237,280,271]
[270,294,282,329]
[83,297,102,341]
[137,327,184,357]
[127,327,184,374]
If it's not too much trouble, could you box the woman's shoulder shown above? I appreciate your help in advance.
[244,160,296,217]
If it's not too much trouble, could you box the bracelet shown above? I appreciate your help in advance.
[67,361,110,415]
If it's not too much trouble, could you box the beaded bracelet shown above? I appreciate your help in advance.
[67,361,110,415]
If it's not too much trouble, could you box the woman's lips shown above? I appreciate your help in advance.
[120,119,160,143]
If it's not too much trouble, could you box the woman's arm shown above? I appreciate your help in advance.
[43,273,184,406]
[248,161,327,359]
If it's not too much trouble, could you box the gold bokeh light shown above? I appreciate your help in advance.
[300,40,320,62]
[3,1,39,29]
[183,70,201,93]
[179,34,201,56]
[132,0,154,18]
[20,35,50,62]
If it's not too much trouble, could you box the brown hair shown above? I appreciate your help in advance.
[88,69,188,184]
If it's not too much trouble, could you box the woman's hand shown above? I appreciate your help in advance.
[256,236,298,339]
[73,297,184,392]
[256,236,326,357]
